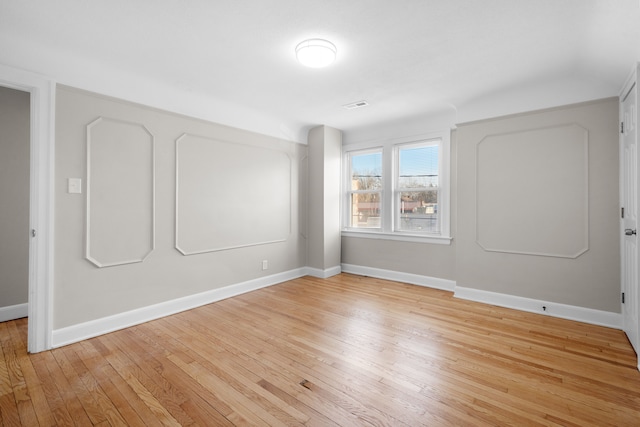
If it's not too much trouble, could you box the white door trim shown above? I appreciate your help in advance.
[0,63,55,353]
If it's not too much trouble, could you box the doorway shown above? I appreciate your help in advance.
[0,87,30,322]
[0,64,55,353]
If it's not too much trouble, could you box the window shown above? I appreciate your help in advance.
[396,142,440,234]
[342,132,450,244]
[347,149,382,229]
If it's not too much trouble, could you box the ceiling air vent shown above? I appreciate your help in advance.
[343,100,369,110]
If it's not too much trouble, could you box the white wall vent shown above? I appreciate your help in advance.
[343,100,369,110]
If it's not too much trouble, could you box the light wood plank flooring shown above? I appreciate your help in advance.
[1,274,639,426]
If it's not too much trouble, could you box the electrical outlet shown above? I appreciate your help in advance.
[262,260,268,270]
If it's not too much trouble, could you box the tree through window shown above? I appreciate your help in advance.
[342,132,450,242]
[348,150,382,228]
[396,143,440,233]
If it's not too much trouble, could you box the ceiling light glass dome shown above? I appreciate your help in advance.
[295,39,337,68]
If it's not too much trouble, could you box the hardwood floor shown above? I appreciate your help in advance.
[1,274,639,426]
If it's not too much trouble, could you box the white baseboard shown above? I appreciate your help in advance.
[49,265,624,349]
[51,268,308,348]
[0,303,28,322]
[341,263,456,291]
[454,286,622,329]
[340,264,621,329]
[305,265,342,279]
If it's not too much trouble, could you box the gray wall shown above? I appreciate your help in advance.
[0,86,30,309]
[341,131,458,281]
[341,98,620,313]
[456,98,620,312]
[307,126,342,271]
[48,86,622,331]
[55,86,307,329]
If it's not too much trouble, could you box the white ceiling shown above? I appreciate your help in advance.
[1,0,639,143]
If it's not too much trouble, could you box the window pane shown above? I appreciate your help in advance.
[351,152,382,191]
[350,192,381,228]
[398,145,438,189]
[397,190,439,233]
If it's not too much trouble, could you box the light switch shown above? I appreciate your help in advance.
[68,178,82,194]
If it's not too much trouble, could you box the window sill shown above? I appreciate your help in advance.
[341,230,452,245]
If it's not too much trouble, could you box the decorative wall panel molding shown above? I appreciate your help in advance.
[299,154,308,239]
[476,124,589,258]
[86,117,155,267]
[175,133,291,255]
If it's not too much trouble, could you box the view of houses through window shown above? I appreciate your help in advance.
[396,143,440,233]
[346,139,441,235]
[349,150,382,228]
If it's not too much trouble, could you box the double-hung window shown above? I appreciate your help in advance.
[346,149,383,229]
[395,141,440,234]
[342,131,451,244]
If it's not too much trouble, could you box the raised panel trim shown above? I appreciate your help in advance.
[175,133,291,256]
[475,123,589,259]
[85,117,156,268]
[299,154,308,240]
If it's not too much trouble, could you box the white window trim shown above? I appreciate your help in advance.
[342,130,451,245]
[394,139,441,234]
[344,147,384,231]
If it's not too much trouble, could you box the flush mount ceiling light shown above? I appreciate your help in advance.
[295,39,337,68]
